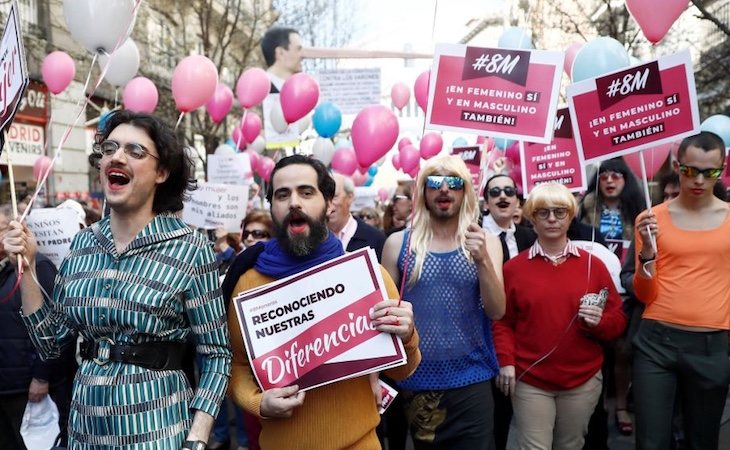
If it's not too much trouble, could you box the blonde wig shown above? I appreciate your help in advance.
[407,155,479,286]
[522,182,578,223]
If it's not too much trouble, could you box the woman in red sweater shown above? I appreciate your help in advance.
[492,183,626,450]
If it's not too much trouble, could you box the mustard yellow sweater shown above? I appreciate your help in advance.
[228,267,421,450]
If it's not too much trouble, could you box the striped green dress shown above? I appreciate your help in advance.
[23,214,232,449]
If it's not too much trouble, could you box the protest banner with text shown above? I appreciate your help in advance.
[207,153,252,186]
[427,44,564,143]
[25,208,80,268]
[182,182,248,232]
[566,50,699,163]
[520,108,586,194]
[0,1,29,134]
[233,248,407,392]
[451,144,485,193]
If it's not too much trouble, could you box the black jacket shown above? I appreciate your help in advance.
[0,254,71,395]
[346,218,386,262]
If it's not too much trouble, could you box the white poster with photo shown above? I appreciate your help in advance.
[182,183,248,232]
[207,153,252,186]
[25,208,80,268]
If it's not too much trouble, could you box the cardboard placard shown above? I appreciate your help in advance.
[182,183,248,232]
[207,153,252,186]
[25,208,80,268]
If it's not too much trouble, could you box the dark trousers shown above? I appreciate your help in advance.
[404,381,495,450]
[633,320,730,450]
[490,379,513,450]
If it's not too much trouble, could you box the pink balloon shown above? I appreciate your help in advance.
[241,112,263,143]
[352,105,399,168]
[206,83,233,123]
[400,145,420,173]
[408,165,420,179]
[41,51,75,94]
[331,147,358,176]
[391,82,410,110]
[623,144,673,179]
[123,77,158,113]
[231,127,247,150]
[258,157,276,182]
[413,70,430,113]
[420,133,443,160]
[398,137,412,151]
[33,156,53,181]
[564,42,583,78]
[352,170,368,187]
[280,73,320,124]
[626,0,686,44]
[509,165,523,193]
[236,67,271,109]
[476,136,487,145]
[245,149,260,173]
[171,55,218,112]
[378,187,389,202]
[392,153,401,171]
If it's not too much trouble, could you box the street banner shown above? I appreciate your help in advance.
[451,144,485,192]
[316,68,381,115]
[25,208,80,268]
[182,182,248,232]
[0,122,44,166]
[566,50,699,163]
[233,248,407,392]
[0,0,29,135]
[207,153,252,186]
[519,107,586,194]
[426,43,564,143]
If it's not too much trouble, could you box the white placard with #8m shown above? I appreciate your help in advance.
[182,182,248,232]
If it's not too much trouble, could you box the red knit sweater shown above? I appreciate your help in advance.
[493,249,626,390]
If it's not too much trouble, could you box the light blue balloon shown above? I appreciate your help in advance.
[312,102,342,138]
[701,115,730,148]
[367,165,378,177]
[452,137,468,147]
[494,138,515,150]
[497,27,535,50]
[335,138,352,149]
[572,37,630,83]
[364,177,374,187]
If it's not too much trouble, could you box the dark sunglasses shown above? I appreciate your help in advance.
[487,186,517,198]
[678,164,724,179]
[242,230,270,239]
[94,140,159,160]
[425,175,465,191]
[534,207,569,220]
[599,171,624,181]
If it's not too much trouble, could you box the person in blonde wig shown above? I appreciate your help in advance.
[383,155,505,450]
[493,183,626,450]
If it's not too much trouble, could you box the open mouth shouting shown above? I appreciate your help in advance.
[285,210,311,235]
[435,196,453,210]
[106,167,131,191]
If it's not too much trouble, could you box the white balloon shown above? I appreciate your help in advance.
[497,27,535,50]
[312,137,335,166]
[250,136,266,154]
[214,144,236,155]
[63,0,137,54]
[98,39,139,87]
[298,114,312,134]
[270,103,289,134]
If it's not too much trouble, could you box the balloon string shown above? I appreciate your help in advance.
[638,150,657,253]
[174,112,185,131]
[397,187,419,305]
[17,0,142,223]
[419,0,439,138]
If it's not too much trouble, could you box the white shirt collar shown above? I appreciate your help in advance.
[482,213,516,236]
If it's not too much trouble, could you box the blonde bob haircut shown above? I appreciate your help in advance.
[523,182,578,222]
[407,155,479,286]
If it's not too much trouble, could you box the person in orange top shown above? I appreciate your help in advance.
[633,131,730,450]
[228,155,421,450]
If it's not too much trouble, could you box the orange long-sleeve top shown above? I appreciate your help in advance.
[228,267,421,450]
[634,202,730,329]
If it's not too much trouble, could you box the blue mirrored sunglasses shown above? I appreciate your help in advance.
[425,175,465,191]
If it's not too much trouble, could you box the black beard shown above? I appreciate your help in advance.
[273,208,329,257]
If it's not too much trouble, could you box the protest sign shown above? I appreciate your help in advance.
[520,107,586,194]
[352,186,378,211]
[233,248,407,392]
[25,208,79,268]
[182,183,248,232]
[426,44,563,143]
[316,68,380,115]
[0,0,29,134]
[567,50,699,163]
[207,153,252,186]
[0,122,44,166]
[451,144,484,192]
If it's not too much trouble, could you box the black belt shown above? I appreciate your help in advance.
[80,338,186,370]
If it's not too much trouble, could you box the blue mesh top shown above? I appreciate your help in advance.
[397,231,499,391]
